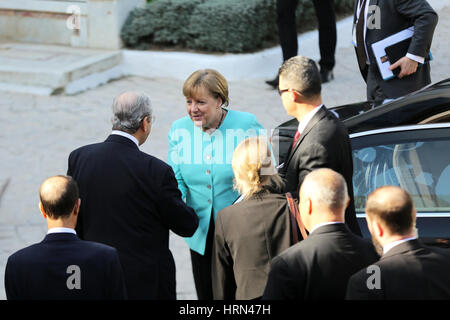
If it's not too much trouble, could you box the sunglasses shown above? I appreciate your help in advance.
[278,88,302,96]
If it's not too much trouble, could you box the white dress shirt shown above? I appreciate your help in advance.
[383,236,418,255]
[297,104,324,135]
[356,0,424,65]
[47,227,77,235]
[111,130,139,148]
[275,104,324,171]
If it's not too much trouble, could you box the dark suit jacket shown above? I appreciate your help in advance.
[278,106,361,236]
[346,239,450,300]
[262,223,378,300]
[354,0,438,98]
[212,192,293,300]
[5,232,126,300]
[67,134,199,300]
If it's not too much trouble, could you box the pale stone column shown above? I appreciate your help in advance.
[86,0,146,50]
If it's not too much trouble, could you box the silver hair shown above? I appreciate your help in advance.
[301,168,348,210]
[111,92,152,134]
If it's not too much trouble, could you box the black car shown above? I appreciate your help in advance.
[272,78,450,248]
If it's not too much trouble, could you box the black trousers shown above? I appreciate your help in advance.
[366,67,388,103]
[366,63,431,102]
[190,214,215,300]
[276,0,337,70]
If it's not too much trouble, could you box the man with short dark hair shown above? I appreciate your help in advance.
[263,169,378,300]
[346,186,450,300]
[276,56,361,236]
[67,91,199,299]
[5,175,126,300]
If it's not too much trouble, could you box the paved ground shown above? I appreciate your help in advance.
[0,4,449,300]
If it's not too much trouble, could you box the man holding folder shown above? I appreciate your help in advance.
[353,0,438,102]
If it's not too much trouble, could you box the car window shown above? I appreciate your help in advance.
[352,131,450,213]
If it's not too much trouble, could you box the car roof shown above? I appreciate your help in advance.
[275,78,450,134]
[349,122,450,138]
[335,78,450,133]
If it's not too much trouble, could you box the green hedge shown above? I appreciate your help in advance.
[187,0,276,53]
[122,0,354,53]
[121,0,205,49]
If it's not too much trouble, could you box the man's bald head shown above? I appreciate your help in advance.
[300,168,349,213]
[115,91,138,105]
[366,186,415,236]
[39,176,79,219]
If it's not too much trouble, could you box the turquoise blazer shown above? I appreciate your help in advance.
[168,108,266,255]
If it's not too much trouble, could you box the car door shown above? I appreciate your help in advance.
[351,124,450,248]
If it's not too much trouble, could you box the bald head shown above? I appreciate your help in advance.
[300,168,349,213]
[112,91,152,134]
[366,186,415,236]
[115,91,138,106]
[39,176,79,219]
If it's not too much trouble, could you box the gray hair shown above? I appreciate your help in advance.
[278,56,321,99]
[300,168,348,210]
[111,92,152,134]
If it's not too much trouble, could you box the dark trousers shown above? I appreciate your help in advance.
[366,63,431,102]
[190,214,215,300]
[366,67,388,103]
[276,0,336,70]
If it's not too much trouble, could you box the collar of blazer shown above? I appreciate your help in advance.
[307,222,348,238]
[284,105,328,167]
[105,134,139,150]
[42,232,79,243]
[380,238,424,260]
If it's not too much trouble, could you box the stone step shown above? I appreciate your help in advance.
[0,43,123,95]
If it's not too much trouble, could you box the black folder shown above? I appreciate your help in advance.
[385,37,431,76]
[385,37,412,76]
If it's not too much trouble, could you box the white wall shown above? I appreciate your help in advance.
[0,0,145,49]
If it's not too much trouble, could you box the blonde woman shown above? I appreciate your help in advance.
[212,136,295,300]
[168,69,265,299]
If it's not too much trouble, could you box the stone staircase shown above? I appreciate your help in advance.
[0,42,123,95]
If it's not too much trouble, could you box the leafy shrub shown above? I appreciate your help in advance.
[187,0,276,53]
[121,0,206,49]
[122,0,355,53]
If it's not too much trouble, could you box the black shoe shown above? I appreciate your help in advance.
[265,76,279,89]
[320,69,334,83]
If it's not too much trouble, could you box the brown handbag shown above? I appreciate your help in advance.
[286,192,308,244]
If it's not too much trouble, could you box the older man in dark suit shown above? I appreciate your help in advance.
[354,0,438,101]
[346,186,450,300]
[67,92,199,300]
[276,56,361,236]
[5,176,126,300]
[263,169,378,300]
